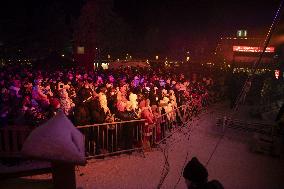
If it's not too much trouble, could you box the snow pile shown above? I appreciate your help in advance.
[21,111,86,165]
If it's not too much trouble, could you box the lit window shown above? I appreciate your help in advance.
[77,46,84,54]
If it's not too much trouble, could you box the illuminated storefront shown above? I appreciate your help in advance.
[216,32,276,70]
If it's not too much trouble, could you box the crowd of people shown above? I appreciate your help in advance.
[0,64,224,129]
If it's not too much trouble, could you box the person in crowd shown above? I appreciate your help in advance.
[0,64,222,130]
[149,86,159,105]
[9,79,22,99]
[58,82,75,116]
[32,78,49,108]
[169,89,177,109]
[139,98,154,149]
[48,97,61,118]
[151,104,161,142]
[0,102,9,127]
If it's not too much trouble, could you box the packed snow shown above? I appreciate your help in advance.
[1,102,284,189]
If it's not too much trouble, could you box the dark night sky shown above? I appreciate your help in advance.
[0,0,282,54]
[114,0,281,36]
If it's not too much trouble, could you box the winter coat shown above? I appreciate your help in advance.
[141,107,154,124]
[74,104,91,126]
[88,100,106,124]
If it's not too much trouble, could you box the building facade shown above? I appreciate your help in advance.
[216,31,276,71]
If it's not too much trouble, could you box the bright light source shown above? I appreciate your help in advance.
[155,55,159,60]
[233,46,275,53]
[102,63,109,70]
[275,70,280,79]
[186,56,190,61]
[237,30,247,37]
[108,54,111,59]
[61,54,65,57]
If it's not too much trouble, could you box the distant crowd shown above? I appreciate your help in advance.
[0,64,226,128]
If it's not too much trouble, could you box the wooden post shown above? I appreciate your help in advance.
[52,163,76,189]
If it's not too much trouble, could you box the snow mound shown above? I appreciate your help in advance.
[21,111,86,165]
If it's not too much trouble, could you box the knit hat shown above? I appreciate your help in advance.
[50,98,60,109]
[183,157,208,185]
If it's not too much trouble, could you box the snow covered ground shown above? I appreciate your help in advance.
[1,102,284,189]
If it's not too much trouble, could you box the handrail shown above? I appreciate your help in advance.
[0,125,32,158]
[0,101,200,162]
[77,119,146,128]
[157,104,188,118]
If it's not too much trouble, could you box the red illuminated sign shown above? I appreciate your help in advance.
[233,46,275,53]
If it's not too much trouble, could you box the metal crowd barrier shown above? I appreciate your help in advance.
[77,119,146,158]
[150,104,195,146]
[0,126,32,158]
[0,102,203,160]
[216,116,276,135]
[75,104,196,159]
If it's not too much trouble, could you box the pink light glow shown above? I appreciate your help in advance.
[233,46,275,53]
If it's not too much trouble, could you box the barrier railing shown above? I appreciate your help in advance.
[77,119,146,158]
[0,126,33,158]
[216,117,277,135]
[0,102,202,159]
[150,104,195,146]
